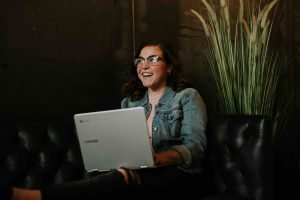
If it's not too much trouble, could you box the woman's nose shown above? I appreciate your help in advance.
[141,62,150,69]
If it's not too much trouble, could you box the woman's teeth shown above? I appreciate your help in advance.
[142,72,153,77]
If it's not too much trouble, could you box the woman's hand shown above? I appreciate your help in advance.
[153,149,184,166]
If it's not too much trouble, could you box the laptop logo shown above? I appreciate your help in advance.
[79,119,90,123]
[84,139,99,143]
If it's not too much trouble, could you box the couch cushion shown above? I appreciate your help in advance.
[0,118,86,189]
[205,115,273,200]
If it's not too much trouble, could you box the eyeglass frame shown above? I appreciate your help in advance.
[133,55,165,68]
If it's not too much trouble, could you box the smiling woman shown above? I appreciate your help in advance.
[5,40,208,199]
[136,45,169,93]
[121,39,207,190]
[122,40,193,101]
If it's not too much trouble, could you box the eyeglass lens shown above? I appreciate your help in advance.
[134,55,163,67]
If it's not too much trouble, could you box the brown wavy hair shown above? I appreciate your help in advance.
[122,40,192,101]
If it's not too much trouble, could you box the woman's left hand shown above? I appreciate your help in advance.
[153,149,183,166]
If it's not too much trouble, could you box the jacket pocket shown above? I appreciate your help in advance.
[161,109,182,137]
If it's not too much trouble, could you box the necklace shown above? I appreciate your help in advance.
[147,87,165,105]
[148,94,161,105]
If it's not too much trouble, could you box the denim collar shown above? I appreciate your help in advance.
[141,86,176,106]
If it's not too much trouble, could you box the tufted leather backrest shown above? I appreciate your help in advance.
[205,114,273,200]
[0,118,86,189]
[0,115,274,199]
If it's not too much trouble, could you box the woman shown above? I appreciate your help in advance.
[3,40,207,200]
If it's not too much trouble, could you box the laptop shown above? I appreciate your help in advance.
[74,107,155,172]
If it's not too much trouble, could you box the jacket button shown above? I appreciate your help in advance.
[153,127,158,131]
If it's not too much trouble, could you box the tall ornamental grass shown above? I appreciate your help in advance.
[191,0,288,140]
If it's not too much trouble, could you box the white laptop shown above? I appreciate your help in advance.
[74,107,155,172]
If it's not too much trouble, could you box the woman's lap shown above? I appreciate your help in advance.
[135,165,196,191]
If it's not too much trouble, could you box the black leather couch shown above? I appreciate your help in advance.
[202,115,273,200]
[0,115,273,200]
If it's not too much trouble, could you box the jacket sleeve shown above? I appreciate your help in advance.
[171,88,207,168]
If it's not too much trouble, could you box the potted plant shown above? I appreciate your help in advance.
[190,0,289,142]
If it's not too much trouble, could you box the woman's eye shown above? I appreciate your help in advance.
[135,58,144,66]
[149,57,158,63]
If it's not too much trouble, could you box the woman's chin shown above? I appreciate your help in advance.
[141,81,153,88]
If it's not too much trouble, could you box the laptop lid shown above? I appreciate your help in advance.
[74,107,155,172]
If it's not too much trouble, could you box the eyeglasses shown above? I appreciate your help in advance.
[134,55,164,68]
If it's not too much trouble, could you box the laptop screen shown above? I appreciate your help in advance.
[74,107,155,172]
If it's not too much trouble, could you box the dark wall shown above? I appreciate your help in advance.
[0,0,297,125]
[276,0,300,198]
[135,0,179,48]
[0,0,182,118]
[0,0,132,118]
[0,0,223,119]
[0,0,297,130]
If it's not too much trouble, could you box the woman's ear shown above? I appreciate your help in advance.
[168,64,173,73]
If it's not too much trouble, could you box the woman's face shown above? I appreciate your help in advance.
[136,45,170,92]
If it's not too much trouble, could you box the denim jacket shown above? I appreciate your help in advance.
[121,86,207,173]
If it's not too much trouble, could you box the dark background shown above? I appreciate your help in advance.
[0,0,129,118]
[0,0,299,198]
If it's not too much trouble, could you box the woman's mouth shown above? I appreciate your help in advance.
[142,72,153,77]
